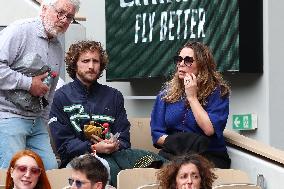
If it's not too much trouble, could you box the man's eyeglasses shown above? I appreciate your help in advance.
[68,178,91,188]
[14,165,41,176]
[51,5,75,23]
[174,56,195,67]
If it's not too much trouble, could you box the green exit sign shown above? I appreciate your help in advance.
[232,113,257,130]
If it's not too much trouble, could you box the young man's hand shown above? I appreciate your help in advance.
[90,135,120,154]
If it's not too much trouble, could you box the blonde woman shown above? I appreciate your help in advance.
[151,42,231,168]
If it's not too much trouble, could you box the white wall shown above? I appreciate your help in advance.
[267,0,284,150]
[0,0,39,25]
[228,147,284,189]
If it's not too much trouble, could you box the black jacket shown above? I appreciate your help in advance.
[158,132,209,160]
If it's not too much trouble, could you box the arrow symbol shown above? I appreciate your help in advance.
[234,117,241,127]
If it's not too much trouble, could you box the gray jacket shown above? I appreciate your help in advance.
[0,17,63,120]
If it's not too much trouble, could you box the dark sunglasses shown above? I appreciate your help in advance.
[14,165,41,176]
[174,56,195,67]
[68,178,91,188]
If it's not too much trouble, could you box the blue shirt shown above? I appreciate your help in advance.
[150,87,229,152]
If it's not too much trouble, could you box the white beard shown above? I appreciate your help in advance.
[42,17,63,37]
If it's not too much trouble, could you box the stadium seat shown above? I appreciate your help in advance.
[46,168,72,189]
[0,169,6,185]
[213,183,261,189]
[117,168,159,189]
[213,168,251,186]
[137,183,160,189]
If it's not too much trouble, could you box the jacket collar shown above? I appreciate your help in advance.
[73,77,99,93]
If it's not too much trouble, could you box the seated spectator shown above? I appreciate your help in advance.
[49,40,165,186]
[157,154,216,189]
[5,149,51,189]
[68,154,110,189]
[151,41,231,168]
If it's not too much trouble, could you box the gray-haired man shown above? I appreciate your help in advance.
[0,0,80,169]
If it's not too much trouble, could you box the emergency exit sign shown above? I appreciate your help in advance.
[232,113,257,130]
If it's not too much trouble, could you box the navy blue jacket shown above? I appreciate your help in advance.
[49,78,131,166]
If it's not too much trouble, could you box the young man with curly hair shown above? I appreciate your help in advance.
[49,40,165,186]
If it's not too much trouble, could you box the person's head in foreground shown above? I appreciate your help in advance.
[157,154,216,189]
[69,154,108,189]
[5,149,51,189]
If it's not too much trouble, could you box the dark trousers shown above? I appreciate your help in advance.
[203,151,231,169]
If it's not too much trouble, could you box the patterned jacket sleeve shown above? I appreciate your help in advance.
[48,89,92,165]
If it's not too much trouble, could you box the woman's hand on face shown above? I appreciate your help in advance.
[181,184,198,189]
[184,73,198,100]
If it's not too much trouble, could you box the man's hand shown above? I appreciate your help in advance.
[29,73,49,97]
[90,134,120,154]
[90,135,103,144]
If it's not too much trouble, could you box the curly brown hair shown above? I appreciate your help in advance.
[65,40,108,79]
[162,41,230,106]
[157,154,216,189]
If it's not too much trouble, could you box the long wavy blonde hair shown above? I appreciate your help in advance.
[162,41,230,106]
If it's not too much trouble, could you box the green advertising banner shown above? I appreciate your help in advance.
[106,0,239,81]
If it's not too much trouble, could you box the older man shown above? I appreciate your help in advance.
[0,0,80,169]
